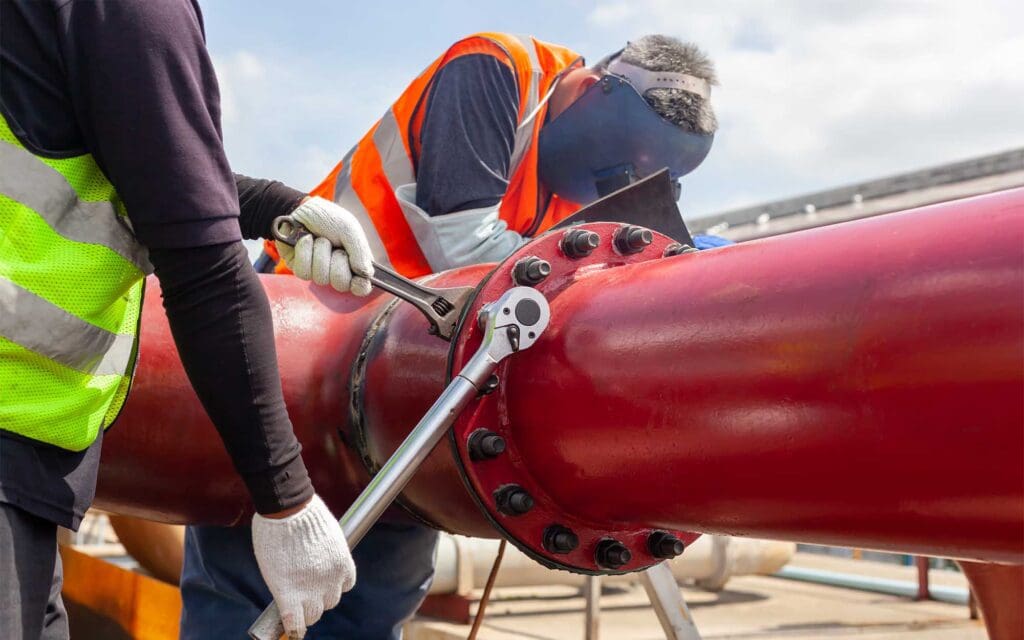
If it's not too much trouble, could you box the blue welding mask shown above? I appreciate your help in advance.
[537,57,714,205]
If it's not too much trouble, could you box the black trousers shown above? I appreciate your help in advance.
[0,503,68,640]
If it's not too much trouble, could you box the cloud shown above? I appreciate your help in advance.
[585,0,1024,215]
[588,3,638,27]
[209,5,1024,219]
[212,49,409,191]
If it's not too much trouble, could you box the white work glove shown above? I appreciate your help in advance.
[252,494,356,639]
[276,196,375,296]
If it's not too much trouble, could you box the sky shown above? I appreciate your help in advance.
[202,0,1024,219]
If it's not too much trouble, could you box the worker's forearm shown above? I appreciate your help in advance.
[148,241,314,514]
[235,174,307,240]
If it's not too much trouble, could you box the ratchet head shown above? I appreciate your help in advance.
[458,287,550,387]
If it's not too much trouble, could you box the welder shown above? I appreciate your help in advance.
[185,33,723,639]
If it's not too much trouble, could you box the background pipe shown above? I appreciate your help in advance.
[429,535,796,595]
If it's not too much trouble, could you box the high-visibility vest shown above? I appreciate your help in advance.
[0,113,149,451]
[266,33,582,278]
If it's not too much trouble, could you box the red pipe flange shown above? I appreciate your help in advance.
[447,222,699,574]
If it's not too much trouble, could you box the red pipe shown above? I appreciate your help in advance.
[97,276,383,524]
[504,189,1024,563]
[98,264,493,529]
[97,189,1024,565]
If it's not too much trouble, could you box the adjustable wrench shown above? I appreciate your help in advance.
[271,216,473,340]
[248,286,551,640]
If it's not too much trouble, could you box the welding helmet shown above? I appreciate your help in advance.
[537,54,714,204]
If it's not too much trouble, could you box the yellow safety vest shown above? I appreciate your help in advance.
[0,113,149,451]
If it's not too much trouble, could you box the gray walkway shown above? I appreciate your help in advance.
[407,554,985,639]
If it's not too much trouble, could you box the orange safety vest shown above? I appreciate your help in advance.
[265,33,582,277]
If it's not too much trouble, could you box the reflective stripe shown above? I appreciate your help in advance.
[322,34,582,277]
[332,149,394,267]
[374,109,416,188]
[0,277,134,376]
[508,35,543,178]
[512,33,542,71]
[0,141,151,274]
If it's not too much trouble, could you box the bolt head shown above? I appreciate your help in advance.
[562,229,601,258]
[468,429,506,461]
[543,525,580,554]
[513,256,552,286]
[495,485,534,516]
[509,491,534,513]
[478,374,500,397]
[481,434,506,456]
[648,531,685,559]
[663,243,698,257]
[614,226,653,254]
[595,539,632,570]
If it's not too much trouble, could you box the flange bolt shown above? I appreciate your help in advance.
[513,256,551,286]
[477,374,500,397]
[595,539,632,570]
[647,531,685,559]
[468,429,506,461]
[614,226,653,254]
[543,525,580,555]
[561,229,601,259]
[494,485,534,516]
[663,243,698,257]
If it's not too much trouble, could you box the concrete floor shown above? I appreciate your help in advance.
[407,554,987,640]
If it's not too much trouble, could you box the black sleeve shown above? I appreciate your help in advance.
[235,174,307,240]
[148,242,313,514]
[415,54,519,215]
[56,0,241,249]
[56,1,312,513]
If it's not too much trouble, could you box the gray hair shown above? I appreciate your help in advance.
[609,35,718,135]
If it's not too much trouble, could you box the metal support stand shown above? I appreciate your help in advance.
[915,556,931,601]
[583,575,601,640]
[584,564,702,640]
[639,563,703,640]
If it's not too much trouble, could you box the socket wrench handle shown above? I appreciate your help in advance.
[248,287,550,640]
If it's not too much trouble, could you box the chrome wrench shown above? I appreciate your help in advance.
[271,216,473,340]
[248,286,551,640]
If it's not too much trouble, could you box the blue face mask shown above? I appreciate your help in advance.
[537,73,714,205]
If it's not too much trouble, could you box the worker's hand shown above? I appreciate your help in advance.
[251,495,356,639]
[276,196,374,296]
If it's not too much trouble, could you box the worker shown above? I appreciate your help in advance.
[0,2,375,638]
[184,33,721,639]
[263,33,719,277]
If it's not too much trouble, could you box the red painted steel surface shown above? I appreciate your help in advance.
[358,264,496,537]
[447,223,697,572]
[97,189,1024,567]
[97,268,490,529]
[97,276,388,524]
[504,189,1024,563]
